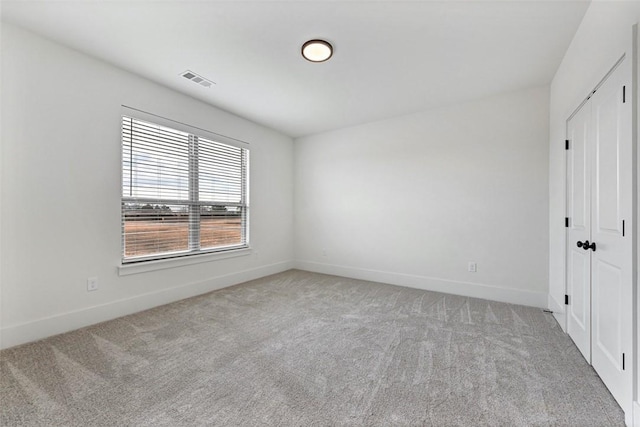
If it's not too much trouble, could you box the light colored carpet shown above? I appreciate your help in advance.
[1,269,624,426]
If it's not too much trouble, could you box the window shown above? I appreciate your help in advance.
[121,111,249,263]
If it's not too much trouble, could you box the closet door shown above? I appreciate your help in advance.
[565,57,632,414]
[589,60,632,412]
[566,102,592,362]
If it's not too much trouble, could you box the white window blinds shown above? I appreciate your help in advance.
[122,115,249,263]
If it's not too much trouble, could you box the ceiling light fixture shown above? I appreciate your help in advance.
[301,39,333,63]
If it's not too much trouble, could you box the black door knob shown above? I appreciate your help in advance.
[577,240,596,251]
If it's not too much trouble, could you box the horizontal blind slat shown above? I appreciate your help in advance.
[122,115,249,262]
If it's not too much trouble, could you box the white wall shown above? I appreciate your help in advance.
[294,86,550,307]
[0,24,294,349]
[548,3,640,425]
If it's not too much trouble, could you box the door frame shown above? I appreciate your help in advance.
[632,22,639,427]
[564,53,636,423]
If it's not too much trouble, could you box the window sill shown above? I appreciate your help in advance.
[117,247,252,276]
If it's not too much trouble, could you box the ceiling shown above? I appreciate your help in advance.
[1,0,590,138]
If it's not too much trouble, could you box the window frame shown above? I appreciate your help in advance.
[120,106,250,265]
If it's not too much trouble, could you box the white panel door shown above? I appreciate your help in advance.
[589,59,632,413]
[566,103,592,362]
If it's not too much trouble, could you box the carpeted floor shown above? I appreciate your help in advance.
[0,270,625,426]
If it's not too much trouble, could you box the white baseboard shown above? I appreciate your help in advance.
[295,260,547,308]
[548,294,567,332]
[0,261,294,350]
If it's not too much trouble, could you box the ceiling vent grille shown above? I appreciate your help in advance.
[181,70,215,88]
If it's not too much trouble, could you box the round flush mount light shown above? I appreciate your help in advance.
[301,39,333,62]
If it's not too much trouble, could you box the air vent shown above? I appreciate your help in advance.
[180,70,215,88]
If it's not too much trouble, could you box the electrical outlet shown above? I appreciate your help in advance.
[87,277,99,291]
[468,262,477,273]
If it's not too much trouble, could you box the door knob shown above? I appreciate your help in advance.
[577,241,584,248]
[582,240,596,251]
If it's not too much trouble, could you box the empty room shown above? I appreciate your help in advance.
[1,0,640,425]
